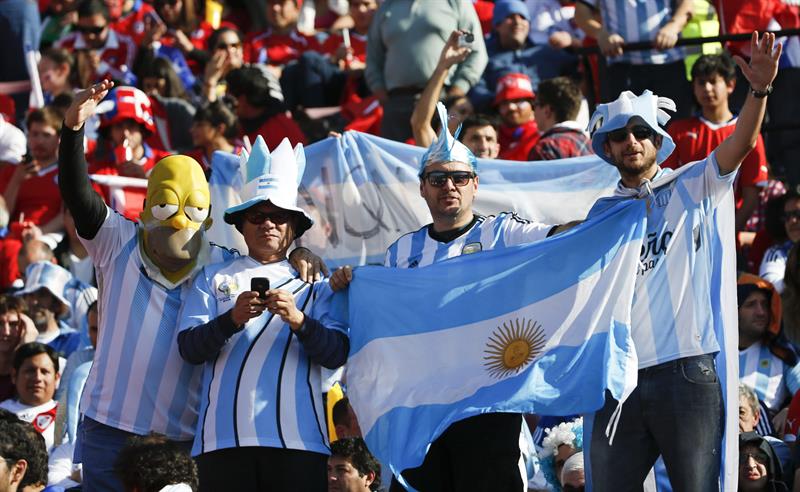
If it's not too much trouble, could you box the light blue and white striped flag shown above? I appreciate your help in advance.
[342,199,647,482]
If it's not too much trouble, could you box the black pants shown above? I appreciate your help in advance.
[389,413,525,492]
[196,446,328,492]
[603,60,693,120]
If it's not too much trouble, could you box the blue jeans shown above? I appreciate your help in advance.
[77,417,192,492]
[588,354,723,492]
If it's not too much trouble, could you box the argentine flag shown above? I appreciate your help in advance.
[343,200,647,482]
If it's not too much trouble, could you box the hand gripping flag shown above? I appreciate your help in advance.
[341,199,646,487]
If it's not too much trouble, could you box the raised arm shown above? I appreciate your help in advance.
[715,32,782,176]
[59,81,115,239]
[410,31,472,148]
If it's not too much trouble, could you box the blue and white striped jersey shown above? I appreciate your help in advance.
[179,256,346,457]
[580,0,685,65]
[740,341,800,411]
[587,154,736,368]
[384,212,552,268]
[759,240,792,294]
[79,208,233,440]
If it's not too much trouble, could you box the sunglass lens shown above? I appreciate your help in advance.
[632,127,653,140]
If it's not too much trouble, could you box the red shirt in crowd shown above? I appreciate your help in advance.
[498,120,540,161]
[56,29,138,84]
[244,28,321,66]
[319,30,368,64]
[713,0,799,57]
[664,116,768,208]
[111,1,156,45]
[0,163,61,225]
[241,112,307,150]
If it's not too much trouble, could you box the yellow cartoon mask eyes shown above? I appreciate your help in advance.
[185,206,209,223]
[151,203,179,221]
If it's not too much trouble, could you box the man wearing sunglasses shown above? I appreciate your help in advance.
[586,32,782,491]
[332,102,557,491]
[56,0,137,85]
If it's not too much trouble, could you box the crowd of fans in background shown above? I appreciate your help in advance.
[0,0,799,490]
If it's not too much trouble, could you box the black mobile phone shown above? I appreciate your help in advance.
[251,277,270,299]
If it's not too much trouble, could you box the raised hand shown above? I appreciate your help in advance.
[436,30,472,71]
[64,80,114,130]
[733,31,782,92]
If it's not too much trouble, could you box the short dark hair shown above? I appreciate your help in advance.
[12,342,59,373]
[0,412,48,489]
[330,438,381,491]
[194,99,239,139]
[535,77,582,123]
[458,114,498,141]
[691,53,736,83]
[226,66,284,110]
[77,0,109,19]
[0,295,28,317]
[332,397,352,427]
[115,434,198,492]
[26,106,64,133]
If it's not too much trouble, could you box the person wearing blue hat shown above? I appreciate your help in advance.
[585,32,782,491]
[177,135,349,491]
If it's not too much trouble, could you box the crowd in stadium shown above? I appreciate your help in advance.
[0,0,799,490]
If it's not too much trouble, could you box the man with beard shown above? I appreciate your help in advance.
[59,80,325,491]
[17,262,81,359]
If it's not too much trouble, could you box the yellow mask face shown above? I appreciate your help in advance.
[141,155,212,279]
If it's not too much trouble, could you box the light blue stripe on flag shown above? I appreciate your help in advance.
[342,200,646,482]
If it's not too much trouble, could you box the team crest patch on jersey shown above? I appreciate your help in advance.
[217,276,239,301]
[462,242,483,255]
[760,359,771,369]
[34,413,54,432]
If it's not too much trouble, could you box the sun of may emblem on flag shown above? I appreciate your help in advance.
[483,318,546,378]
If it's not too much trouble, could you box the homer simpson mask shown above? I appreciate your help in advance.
[140,155,212,283]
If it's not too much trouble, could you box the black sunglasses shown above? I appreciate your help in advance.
[77,24,107,35]
[422,171,476,188]
[607,125,655,143]
[215,42,242,50]
[244,210,293,225]
[740,451,769,465]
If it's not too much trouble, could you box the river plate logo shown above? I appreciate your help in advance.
[483,318,546,379]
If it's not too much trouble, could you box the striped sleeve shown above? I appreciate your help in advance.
[500,213,553,247]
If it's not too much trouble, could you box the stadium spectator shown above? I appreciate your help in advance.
[665,54,769,233]
[411,30,475,148]
[114,434,198,492]
[107,0,156,45]
[40,0,79,48]
[141,0,215,74]
[0,0,40,125]
[469,0,576,112]
[225,66,307,148]
[0,343,60,452]
[739,384,792,477]
[783,243,800,341]
[136,55,190,102]
[332,397,362,439]
[737,273,800,415]
[0,297,37,402]
[0,411,49,492]
[56,0,138,86]
[365,0,488,141]
[458,114,500,159]
[186,100,241,172]
[574,0,693,117]
[327,437,381,492]
[540,417,583,491]
[0,107,64,289]
[738,431,788,492]
[493,72,540,161]
[244,0,321,68]
[528,76,592,161]
[760,189,800,294]
[178,136,348,491]
[89,86,171,220]
[201,27,244,103]
[17,262,81,358]
[53,207,95,286]
[525,0,585,49]
[38,48,77,105]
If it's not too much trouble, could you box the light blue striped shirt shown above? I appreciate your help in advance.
[384,212,551,268]
[588,154,735,368]
[740,341,800,411]
[179,257,346,456]
[581,0,685,65]
[79,208,233,440]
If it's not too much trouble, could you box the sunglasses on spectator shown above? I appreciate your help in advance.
[244,210,293,225]
[77,24,107,34]
[607,125,655,143]
[783,210,800,222]
[739,451,769,466]
[422,171,476,188]
[215,42,242,50]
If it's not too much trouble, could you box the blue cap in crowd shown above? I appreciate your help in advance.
[492,0,530,27]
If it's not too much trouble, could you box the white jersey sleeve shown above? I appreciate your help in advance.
[79,206,138,269]
[500,213,553,247]
[178,265,220,332]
